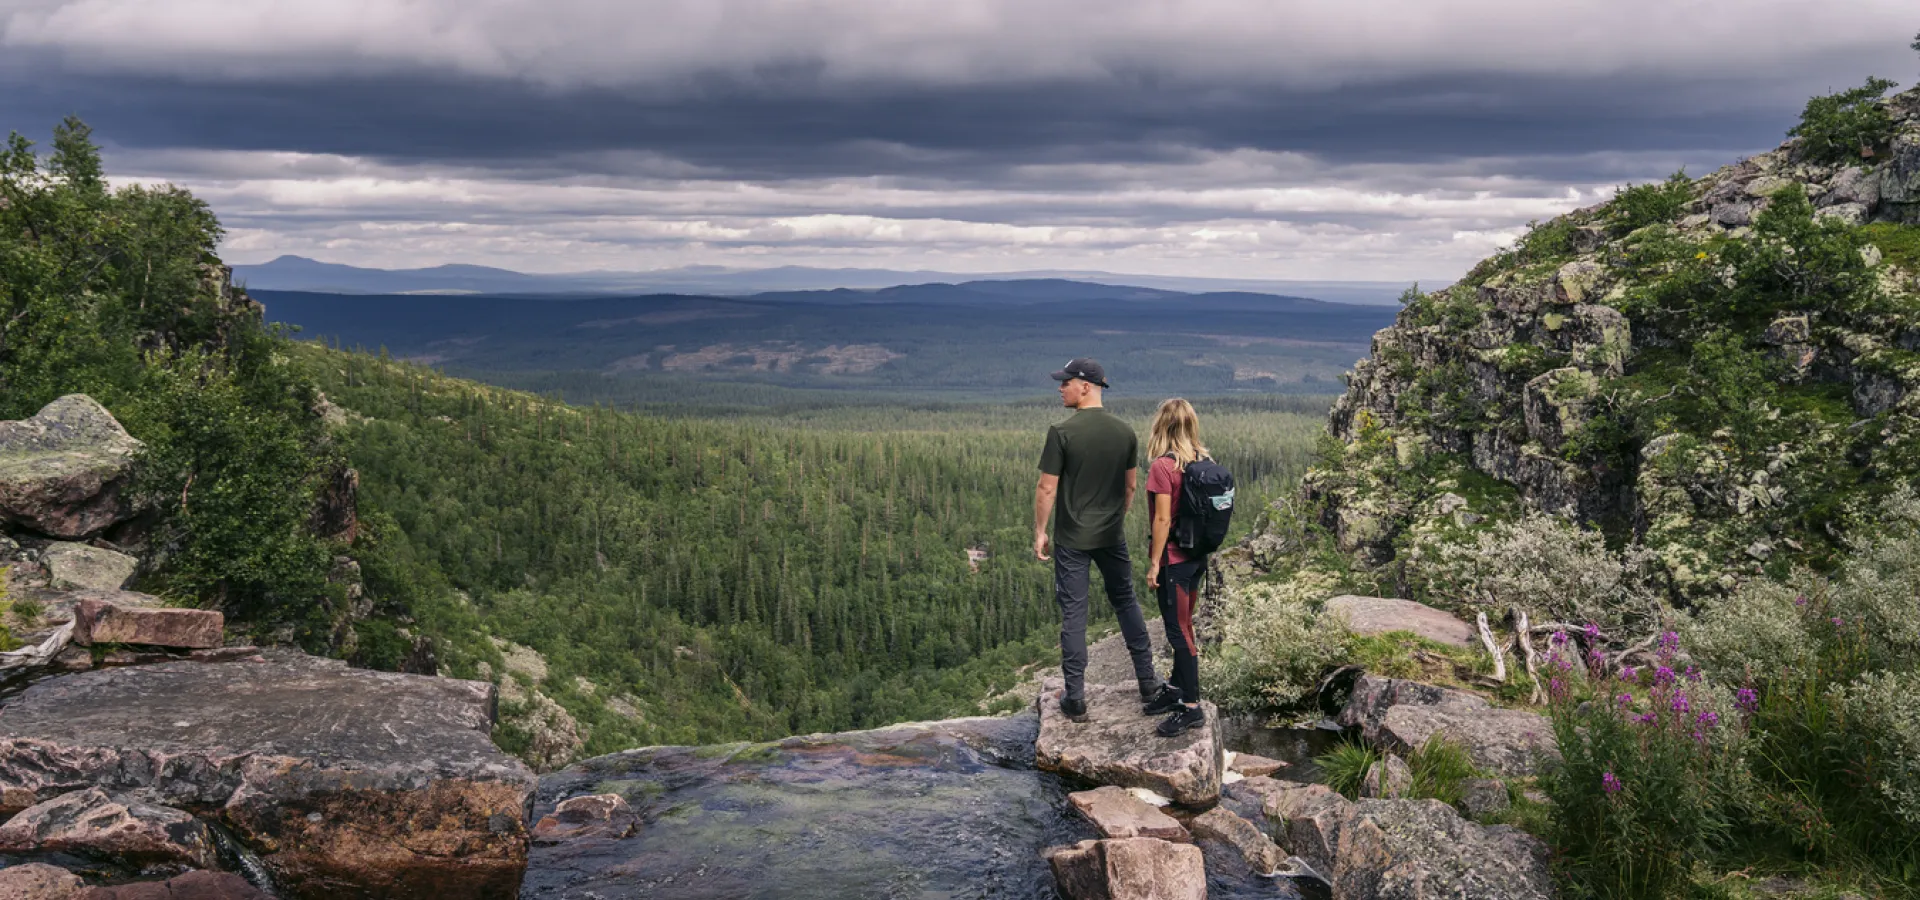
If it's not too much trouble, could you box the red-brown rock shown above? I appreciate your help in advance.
[531,793,638,844]
[1044,837,1206,900]
[0,862,85,900]
[72,599,223,649]
[1067,786,1189,842]
[0,788,219,871]
[78,871,269,900]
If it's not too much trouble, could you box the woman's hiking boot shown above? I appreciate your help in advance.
[1141,683,1183,716]
[1155,704,1205,737]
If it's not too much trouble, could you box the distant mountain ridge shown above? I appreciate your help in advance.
[233,255,1428,306]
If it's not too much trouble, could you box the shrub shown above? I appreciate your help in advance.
[1610,171,1692,235]
[1788,77,1899,165]
[1831,671,1920,830]
[1317,739,1382,799]
[1545,629,1750,900]
[1202,572,1353,711]
[1406,732,1480,806]
[1402,512,1667,636]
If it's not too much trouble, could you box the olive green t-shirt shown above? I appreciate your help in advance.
[1038,407,1138,551]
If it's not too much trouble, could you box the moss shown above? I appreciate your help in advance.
[1861,222,1920,273]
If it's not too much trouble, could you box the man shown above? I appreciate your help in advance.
[1034,358,1167,719]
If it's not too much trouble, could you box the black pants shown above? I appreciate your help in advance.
[1156,557,1204,704]
[1054,543,1158,702]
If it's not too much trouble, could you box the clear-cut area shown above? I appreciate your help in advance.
[1337,674,1556,776]
[0,396,143,540]
[1321,595,1476,648]
[1036,679,1224,807]
[0,650,536,900]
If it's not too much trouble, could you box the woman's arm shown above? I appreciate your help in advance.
[1148,491,1173,588]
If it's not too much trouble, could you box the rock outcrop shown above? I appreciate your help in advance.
[1338,675,1556,776]
[0,788,219,872]
[0,650,536,899]
[0,396,143,539]
[1035,680,1223,807]
[1323,595,1475,648]
[41,543,137,592]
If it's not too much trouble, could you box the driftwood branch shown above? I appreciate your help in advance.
[0,619,74,672]
[1476,611,1509,682]
[1513,606,1544,705]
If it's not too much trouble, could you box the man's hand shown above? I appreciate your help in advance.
[1034,531,1051,561]
[1146,562,1161,590]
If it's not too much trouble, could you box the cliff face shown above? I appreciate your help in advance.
[1301,85,1920,597]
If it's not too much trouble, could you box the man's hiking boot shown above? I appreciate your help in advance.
[1059,696,1088,720]
[1155,704,1206,737]
[1142,684,1183,716]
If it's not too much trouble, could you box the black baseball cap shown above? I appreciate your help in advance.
[1050,358,1108,388]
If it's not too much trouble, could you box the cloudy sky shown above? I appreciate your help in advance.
[2,1,1914,282]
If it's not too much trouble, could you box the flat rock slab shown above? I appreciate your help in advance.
[1069,785,1189,842]
[1226,752,1288,778]
[1324,595,1475,648]
[73,599,223,649]
[1037,680,1222,807]
[1338,675,1557,777]
[0,649,535,900]
[0,788,218,871]
[0,395,143,539]
[1045,837,1206,900]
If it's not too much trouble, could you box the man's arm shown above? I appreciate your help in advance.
[1034,473,1059,560]
[1122,466,1137,512]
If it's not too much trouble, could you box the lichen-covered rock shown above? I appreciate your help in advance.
[1044,837,1206,900]
[1460,777,1512,817]
[0,649,535,899]
[1523,367,1598,454]
[0,788,219,872]
[1323,595,1475,648]
[1359,754,1412,799]
[1036,680,1222,807]
[1189,807,1283,875]
[41,543,137,592]
[1338,675,1556,777]
[0,862,85,900]
[497,677,585,773]
[0,396,143,539]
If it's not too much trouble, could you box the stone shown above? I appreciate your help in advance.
[1226,752,1287,778]
[0,788,219,871]
[1820,202,1869,226]
[1523,367,1598,455]
[1044,837,1206,900]
[1822,166,1881,208]
[72,598,223,649]
[531,793,638,844]
[0,863,85,900]
[1036,680,1222,807]
[308,465,359,545]
[77,871,269,900]
[1460,777,1512,817]
[1711,199,1754,228]
[0,649,535,899]
[1552,260,1604,304]
[1360,754,1412,799]
[1359,799,1554,900]
[0,396,144,539]
[42,542,137,591]
[1323,595,1475,649]
[1068,785,1190,842]
[1338,675,1557,777]
[1262,781,1391,900]
[1190,807,1284,875]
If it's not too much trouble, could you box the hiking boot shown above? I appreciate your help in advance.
[1141,684,1183,716]
[1059,696,1088,720]
[1155,704,1206,737]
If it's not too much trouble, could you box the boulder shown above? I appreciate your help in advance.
[42,543,137,592]
[1360,755,1412,799]
[0,788,219,871]
[0,396,144,539]
[72,598,223,649]
[1338,675,1557,776]
[1523,367,1598,455]
[0,649,536,899]
[1067,786,1189,842]
[1225,751,1287,778]
[77,871,269,899]
[0,863,84,900]
[1189,807,1284,876]
[1460,777,1512,817]
[1262,781,1392,900]
[1036,680,1222,806]
[1044,837,1206,900]
[1323,595,1475,649]
[530,793,638,844]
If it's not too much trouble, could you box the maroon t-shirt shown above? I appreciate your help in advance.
[1146,455,1193,565]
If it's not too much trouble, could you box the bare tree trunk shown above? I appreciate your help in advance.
[1513,606,1544,705]
[1476,610,1508,682]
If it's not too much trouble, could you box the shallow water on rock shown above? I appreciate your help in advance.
[524,712,1300,899]
[1219,716,1348,785]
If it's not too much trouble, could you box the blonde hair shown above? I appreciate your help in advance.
[1147,398,1208,466]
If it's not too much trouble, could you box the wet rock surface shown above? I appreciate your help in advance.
[0,396,143,539]
[0,789,218,872]
[1338,675,1556,776]
[1069,785,1190,842]
[78,870,270,899]
[0,649,534,899]
[525,714,1096,899]
[530,794,637,844]
[1036,679,1223,807]
[1322,596,1475,648]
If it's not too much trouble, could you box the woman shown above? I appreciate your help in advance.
[1142,398,1209,737]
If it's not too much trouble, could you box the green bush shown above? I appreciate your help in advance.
[1402,512,1667,635]
[1545,630,1751,900]
[1609,171,1692,235]
[1788,77,1899,165]
[1201,572,1353,711]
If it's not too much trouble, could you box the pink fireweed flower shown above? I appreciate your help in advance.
[1794,593,1808,607]
[1550,630,1569,647]
[1831,617,1845,628]
[1583,622,1601,643]
[1602,771,1623,794]
[1615,692,1634,708]
[1549,676,1565,697]
[1693,728,1707,743]
[1621,665,1639,681]
[1697,710,1719,727]
[1671,692,1691,714]
[1657,630,1681,659]
[1683,666,1701,683]
[1634,712,1658,725]
[1655,666,1677,686]
[1736,687,1760,712]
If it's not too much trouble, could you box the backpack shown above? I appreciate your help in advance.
[1171,455,1235,555]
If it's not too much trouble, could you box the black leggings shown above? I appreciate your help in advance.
[1155,557,1204,704]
